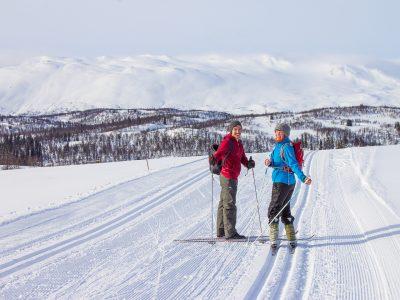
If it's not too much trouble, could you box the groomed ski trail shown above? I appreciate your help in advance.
[242,151,316,300]
[1,147,400,299]
[247,148,400,299]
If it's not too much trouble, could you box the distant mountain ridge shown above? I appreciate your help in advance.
[0,54,400,115]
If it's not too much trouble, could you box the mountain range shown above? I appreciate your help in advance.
[1,54,399,115]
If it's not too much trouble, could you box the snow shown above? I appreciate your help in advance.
[1,145,400,298]
[1,55,400,115]
[349,145,400,217]
[0,156,200,225]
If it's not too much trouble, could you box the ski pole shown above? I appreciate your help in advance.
[268,198,291,227]
[262,168,268,195]
[251,168,263,236]
[267,176,312,227]
[211,174,214,238]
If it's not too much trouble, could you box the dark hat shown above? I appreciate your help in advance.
[275,123,290,136]
[227,120,242,132]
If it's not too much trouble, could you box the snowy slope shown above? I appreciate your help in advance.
[0,156,200,225]
[1,55,400,115]
[1,145,400,298]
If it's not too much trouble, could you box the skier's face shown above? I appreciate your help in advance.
[274,130,285,142]
[232,125,242,140]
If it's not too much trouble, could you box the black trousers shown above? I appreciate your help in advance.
[268,182,295,224]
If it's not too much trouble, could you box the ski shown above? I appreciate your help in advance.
[271,244,279,256]
[173,234,315,244]
[173,237,261,244]
[289,242,297,254]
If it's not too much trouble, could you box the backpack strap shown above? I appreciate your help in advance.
[279,142,294,173]
[279,142,291,163]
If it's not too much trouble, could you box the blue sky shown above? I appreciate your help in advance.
[1,0,399,59]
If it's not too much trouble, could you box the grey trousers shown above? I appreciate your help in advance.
[216,175,238,238]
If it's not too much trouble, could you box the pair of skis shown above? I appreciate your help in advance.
[270,242,297,256]
[173,233,314,245]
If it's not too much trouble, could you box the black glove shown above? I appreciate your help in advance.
[247,157,255,169]
[209,155,216,165]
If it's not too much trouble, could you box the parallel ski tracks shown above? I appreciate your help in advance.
[273,151,317,299]
[278,148,400,299]
[244,151,316,299]
[333,154,390,298]
[336,151,400,299]
[0,162,209,279]
[0,159,206,249]
[3,148,399,299]
[293,148,400,299]
[156,173,263,300]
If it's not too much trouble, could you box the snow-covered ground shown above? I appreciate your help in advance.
[0,156,200,225]
[1,145,400,298]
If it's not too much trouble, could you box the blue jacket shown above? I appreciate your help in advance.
[268,137,306,185]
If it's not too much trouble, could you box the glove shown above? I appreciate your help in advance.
[247,157,255,169]
[209,155,216,165]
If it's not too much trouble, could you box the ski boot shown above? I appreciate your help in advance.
[269,222,279,256]
[285,223,297,254]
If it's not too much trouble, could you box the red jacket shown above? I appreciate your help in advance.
[213,133,249,180]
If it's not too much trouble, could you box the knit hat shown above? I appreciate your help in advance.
[275,123,290,136]
[227,120,242,132]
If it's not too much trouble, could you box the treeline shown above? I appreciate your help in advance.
[0,106,399,168]
[0,130,274,167]
[1,124,398,167]
[0,134,43,166]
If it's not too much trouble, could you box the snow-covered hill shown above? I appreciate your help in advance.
[1,55,400,115]
[1,145,400,298]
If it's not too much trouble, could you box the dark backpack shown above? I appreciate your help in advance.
[280,140,304,171]
[209,140,234,175]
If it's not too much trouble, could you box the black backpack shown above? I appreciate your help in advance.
[208,140,234,175]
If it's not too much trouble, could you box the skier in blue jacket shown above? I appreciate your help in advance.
[264,123,312,252]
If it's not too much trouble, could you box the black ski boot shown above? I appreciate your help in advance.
[289,241,297,254]
[225,232,246,240]
[271,243,279,256]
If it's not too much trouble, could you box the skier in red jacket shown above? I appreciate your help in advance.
[212,120,255,239]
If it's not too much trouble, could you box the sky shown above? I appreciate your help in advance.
[0,0,399,60]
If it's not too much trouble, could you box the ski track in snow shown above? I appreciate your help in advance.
[243,151,316,300]
[1,148,400,299]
